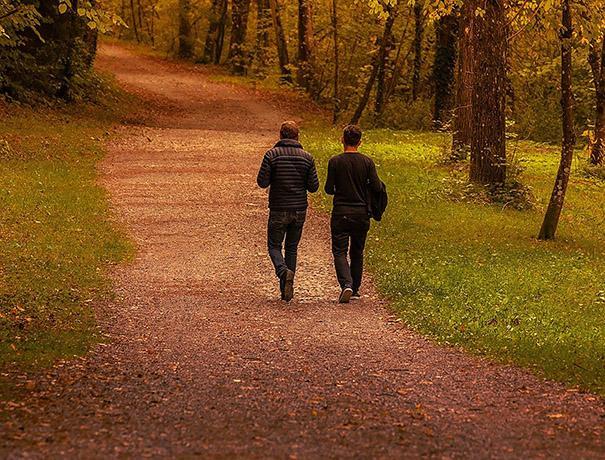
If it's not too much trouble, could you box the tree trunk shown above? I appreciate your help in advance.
[374,7,396,117]
[350,5,396,125]
[136,0,144,38]
[331,0,340,124]
[297,0,314,92]
[255,0,271,69]
[119,0,127,39]
[469,0,506,185]
[229,0,252,74]
[411,0,424,101]
[268,0,292,82]
[432,12,459,129]
[178,0,193,59]
[538,0,575,240]
[57,0,79,101]
[130,0,140,42]
[589,37,605,166]
[215,0,228,64]
[452,1,473,159]
[202,0,225,64]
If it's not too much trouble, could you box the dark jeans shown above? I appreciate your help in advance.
[267,210,307,280]
[331,213,370,292]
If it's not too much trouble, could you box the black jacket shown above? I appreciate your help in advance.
[257,139,319,211]
[325,152,381,214]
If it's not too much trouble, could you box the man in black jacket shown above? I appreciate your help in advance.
[257,121,319,301]
[325,125,382,303]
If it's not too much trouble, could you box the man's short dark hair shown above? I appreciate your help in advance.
[280,121,300,140]
[343,124,362,147]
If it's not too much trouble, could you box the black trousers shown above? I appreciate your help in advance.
[330,213,370,292]
[267,210,307,281]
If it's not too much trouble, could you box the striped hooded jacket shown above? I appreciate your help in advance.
[257,139,319,211]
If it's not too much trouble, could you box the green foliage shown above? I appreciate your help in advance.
[304,124,605,394]
[0,77,133,369]
[0,0,115,100]
[580,161,605,181]
[0,1,42,47]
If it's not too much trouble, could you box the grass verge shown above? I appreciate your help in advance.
[0,75,133,383]
[303,124,605,394]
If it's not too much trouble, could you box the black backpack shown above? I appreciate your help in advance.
[368,180,388,222]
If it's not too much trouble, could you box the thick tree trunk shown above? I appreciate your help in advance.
[297,0,314,92]
[452,2,473,159]
[432,12,459,129]
[331,0,340,124]
[539,0,575,240]
[469,0,506,185]
[411,0,424,101]
[268,0,292,82]
[589,37,605,166]
[350,5,396,125]
[229,0,252,74]
[178,0,193,59]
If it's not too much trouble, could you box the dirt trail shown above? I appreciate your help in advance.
[2,44,605,458]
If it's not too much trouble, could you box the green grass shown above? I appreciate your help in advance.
[303,124,605,393]
[0,80,133,378]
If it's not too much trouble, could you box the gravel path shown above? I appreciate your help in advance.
[2,44,605,459]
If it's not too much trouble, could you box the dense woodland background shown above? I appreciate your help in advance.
[1,0,605,236]
[1,1,603,141]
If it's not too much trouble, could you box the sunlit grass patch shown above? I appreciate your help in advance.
[0,83,134,374]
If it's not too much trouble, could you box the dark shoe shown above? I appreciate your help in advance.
[283,269,295,302]
[351,291,361,300]
[339,287,353,304]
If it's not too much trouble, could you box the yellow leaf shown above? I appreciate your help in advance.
[58,3,68,14]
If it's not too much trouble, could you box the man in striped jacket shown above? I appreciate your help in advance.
[257,121,319,301]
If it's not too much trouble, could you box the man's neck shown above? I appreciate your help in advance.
[344,147,358,153]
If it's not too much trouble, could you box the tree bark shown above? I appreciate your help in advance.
[432,12,459,129]
[331,0,340,124]
[202,0,227,64]
[130,0,140,43]
[538,0,575,240]
[452,1,473,159]
[350,5,396,125]
[469,0,507,185]
[588,37,605,166]
[411,0,424,101]
[255,0,271,69]
[57,0,80,101]
[178,0,193,59]
[297,0,314,92]
[229,0,252,75]
[374,7,396,117]
[215,0,228,64]
[268,0,292,82]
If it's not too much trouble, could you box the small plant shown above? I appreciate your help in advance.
[580,161,605,181]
